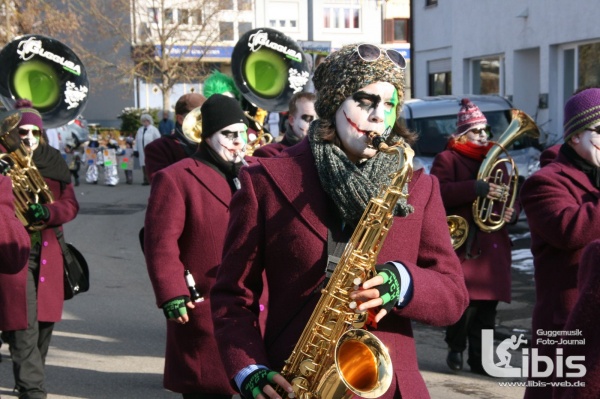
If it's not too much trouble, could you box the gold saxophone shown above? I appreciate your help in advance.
[278,132,414,399]
[0,110,54,231]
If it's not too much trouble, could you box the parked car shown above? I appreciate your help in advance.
[49,116,90,150]
[400,95,542,179]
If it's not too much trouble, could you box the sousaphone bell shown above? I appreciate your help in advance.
[0,34,89,128]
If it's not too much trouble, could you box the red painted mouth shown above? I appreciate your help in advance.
[344,111,370,135]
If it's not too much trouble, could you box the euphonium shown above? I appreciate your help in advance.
[244,111,272,156]
[473,109,539,233]
[181,106,203,144]
[0,110,54,231]
[277,131,413,399]
[447,215,469,250]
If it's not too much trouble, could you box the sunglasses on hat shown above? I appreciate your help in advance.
[356,43,407,70]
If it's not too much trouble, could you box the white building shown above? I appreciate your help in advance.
[411,0,600,145]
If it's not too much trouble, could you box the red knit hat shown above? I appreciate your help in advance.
[14,99,43,130]
[454,98,488,137]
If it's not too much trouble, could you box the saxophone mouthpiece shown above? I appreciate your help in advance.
[368,126,392,152]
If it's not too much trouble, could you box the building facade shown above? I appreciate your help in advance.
[411,0,600,145]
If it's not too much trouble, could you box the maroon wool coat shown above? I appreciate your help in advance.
[0,176,30,274]
[144,158,239,395]
[0,178,79,331]
[430,149,518,302]
[252,141,288,158]
[144,135,189,184]
[210,139,469,399]
[553,239,600,399]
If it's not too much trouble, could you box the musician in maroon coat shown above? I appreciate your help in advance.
[521,88,600,399]
[0,100,79,399]
[144,93,206,184]
[430,98,518,375]
[253,92,316,158]
[0,175,30,274]
[211,44,469,399]
[553,239,600,399]
[145,94,250,398]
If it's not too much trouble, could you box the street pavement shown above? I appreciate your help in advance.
[1,168,534,398]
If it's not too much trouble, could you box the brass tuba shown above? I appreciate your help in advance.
[181,106,202,144]
[447,215,469,250]
[0,110,54,231]
[473,109,539,233]
[277,132,411,399]
[0,35,89,231]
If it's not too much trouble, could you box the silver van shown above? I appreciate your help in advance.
[400,95,542,178]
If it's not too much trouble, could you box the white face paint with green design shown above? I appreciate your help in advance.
[19,124,41,153]
[335,82,398,163]
[205,123,248,163]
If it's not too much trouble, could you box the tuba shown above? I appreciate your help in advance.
[277,132,412,399]
[181,106,203,144]
[231,28,310,154]
[0,35,89,230]
[447,215,469,250]
[472,109,539,233]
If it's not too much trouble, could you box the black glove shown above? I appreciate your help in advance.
[475,180,490,198]
[26,203,50,223]
[133,151,139,158]
[375,263,402,313]
[240,368,279,399]
[161,296,190,319]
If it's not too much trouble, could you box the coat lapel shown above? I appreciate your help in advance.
[258,140,329,241]
[556,153,598,194]
[185,159,232,208]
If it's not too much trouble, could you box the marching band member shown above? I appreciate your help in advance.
[210,44,468,399]
[0,99,79,399]
[252,92,317,157]
[521,87,600,399]
[144,93,206,184]
[430,99,518,375]
[144,94,251,398]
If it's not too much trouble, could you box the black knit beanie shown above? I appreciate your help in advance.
[201,94,248,138]
[312,44,405,121]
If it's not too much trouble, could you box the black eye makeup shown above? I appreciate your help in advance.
[352,91,382,111]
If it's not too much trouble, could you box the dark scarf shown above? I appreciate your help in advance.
[194,141,244,192]
[170,124,199,156]
[308,122,413,227]
[560,143,600,188]
[448,138,493,161]
[32,143,71,184]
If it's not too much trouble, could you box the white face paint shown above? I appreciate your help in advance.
[572,127,600,167]
[464,124,490,147]
[205,122,248,163]
[288,98,316,139]
[334,81,397,163]
[19,124,40,153]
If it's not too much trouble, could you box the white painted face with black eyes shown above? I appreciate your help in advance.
[334,81,397,163]
[204,123,247,163]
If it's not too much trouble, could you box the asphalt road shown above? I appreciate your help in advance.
[0,168,533,398]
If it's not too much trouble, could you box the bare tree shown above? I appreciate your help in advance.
[65,0,234,111]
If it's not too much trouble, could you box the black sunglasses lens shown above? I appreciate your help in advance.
[19,128,40,136]
[357,44,381,61]
[386,49,407,69]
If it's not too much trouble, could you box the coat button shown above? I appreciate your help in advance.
[43,241,49,247]
[40,277,45,282]
[42,259,47,265]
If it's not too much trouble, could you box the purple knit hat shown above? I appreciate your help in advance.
[563,88,600,142]
[14,99,43,130]
[454,98,487,137]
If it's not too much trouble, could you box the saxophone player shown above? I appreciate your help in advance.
[211,44,469,399]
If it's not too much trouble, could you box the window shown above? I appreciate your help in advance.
[384,18,409,43]
[164,8,174,24]
[269,19,276,27]
[279,19,286,28]
[428,72,452,96]
[238,0,252,11]
[426,0,438,6]
[577,42,600,88]
[323,5,360,30]
[220,0,234,10]
[473,57,502,95]
[219,22,234,41]
[180,9,190,25]
[239,22,252,37]
[190,10,202,25]
[149,7,158,23]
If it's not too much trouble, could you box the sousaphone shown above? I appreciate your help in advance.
[0,34,89,128]
[231,27,310,113]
